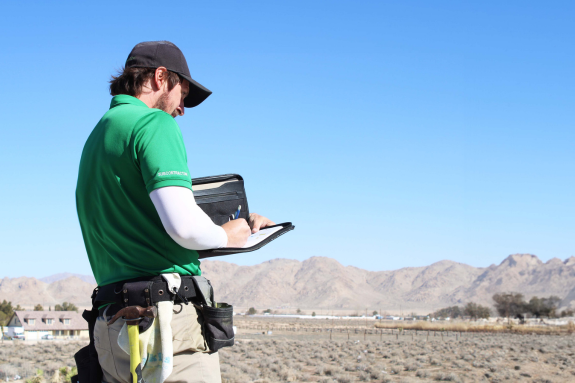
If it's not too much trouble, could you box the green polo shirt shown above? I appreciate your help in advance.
[76,95,201,286]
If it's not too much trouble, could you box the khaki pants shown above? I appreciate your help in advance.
[94,303,221,383]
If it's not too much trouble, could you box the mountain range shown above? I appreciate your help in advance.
[2,254,575,313]
[39,272,96,285]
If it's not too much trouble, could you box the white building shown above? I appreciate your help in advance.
[7,311,88,340]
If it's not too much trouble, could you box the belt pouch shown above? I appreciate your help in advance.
[191,276,214,307]
[202,303,235,352]
[122,280,155,332]
[189,276,234,351]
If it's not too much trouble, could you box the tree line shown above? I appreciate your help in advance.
[431,302,491,320]
[492,293,573,319]
[431,293,574,321]
[0,300,23,325]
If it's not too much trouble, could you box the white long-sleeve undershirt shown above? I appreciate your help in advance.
[150,186,228,250]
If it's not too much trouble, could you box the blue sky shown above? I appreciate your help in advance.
[1,1,573,278]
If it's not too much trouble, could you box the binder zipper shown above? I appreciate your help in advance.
[194,191,238,201]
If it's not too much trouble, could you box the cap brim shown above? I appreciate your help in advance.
[179,74,212,108]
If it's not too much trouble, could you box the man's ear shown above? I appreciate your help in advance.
[153,67,168,91]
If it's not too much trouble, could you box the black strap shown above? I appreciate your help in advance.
[94,276,198,307]
[75,289,103,383]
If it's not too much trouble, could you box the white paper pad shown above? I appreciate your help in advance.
[243,226,284,248]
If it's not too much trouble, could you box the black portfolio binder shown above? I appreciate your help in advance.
[192,174,251,225]
[191,174,295,259]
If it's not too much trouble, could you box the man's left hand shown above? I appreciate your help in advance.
[248,213,276,233]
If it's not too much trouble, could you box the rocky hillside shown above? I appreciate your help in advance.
[2,254,575,312]
[39,272,96,285]
[0,276,96,307]
[201,254,575,312]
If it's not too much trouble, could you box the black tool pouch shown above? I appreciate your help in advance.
[191,276,235,352]
[71,307,102,383]
[202,303,235,352]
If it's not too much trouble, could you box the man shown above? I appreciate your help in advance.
[76,41,274,383]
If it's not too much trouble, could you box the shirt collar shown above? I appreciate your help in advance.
[109,94,149,109]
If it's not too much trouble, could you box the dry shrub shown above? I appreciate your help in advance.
[416,370,430,378]
[343,364,355,372]
[430,358,442,366]
[358,371,369,381]
[433,372,462,382]
[369,370,381,380]
[332,373,355,383]
[389,357,402,365]
[452,360,466,368]
[404,362,419,371]
[324,365,343,376]
[278,367,300,381]
[27,377,45,383]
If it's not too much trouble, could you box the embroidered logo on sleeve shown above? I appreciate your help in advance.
[157,171,188,177]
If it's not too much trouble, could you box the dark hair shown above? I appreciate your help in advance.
[109,67,182,97]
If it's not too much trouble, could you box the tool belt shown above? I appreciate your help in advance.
[72,274,234,383]
[95,275,201,305]
[94,275,205,334]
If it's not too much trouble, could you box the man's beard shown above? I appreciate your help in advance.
[153,93,177,117]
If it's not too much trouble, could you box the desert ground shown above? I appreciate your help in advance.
[1,317,575,382]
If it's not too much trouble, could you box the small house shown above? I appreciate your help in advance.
[7,311,88,340]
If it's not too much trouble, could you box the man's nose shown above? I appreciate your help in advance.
[176,98,185,116]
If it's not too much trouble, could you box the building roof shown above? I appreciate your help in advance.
[9,311,88,331]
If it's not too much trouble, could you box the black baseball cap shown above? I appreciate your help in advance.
[125,41,212,108]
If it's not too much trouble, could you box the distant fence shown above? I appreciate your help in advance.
[235,321,575,336]
[233,324,476,340]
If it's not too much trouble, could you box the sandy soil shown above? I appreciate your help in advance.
[219,318,575,382]
[1,318,574,382]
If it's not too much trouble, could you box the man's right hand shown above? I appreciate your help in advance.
[221,218,251,248]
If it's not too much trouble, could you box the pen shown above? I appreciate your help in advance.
[234,205,241,219]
